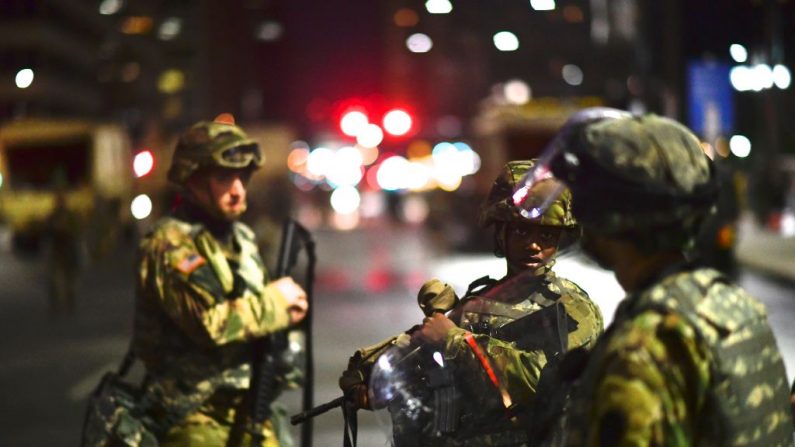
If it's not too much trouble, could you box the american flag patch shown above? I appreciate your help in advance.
[176,254,206,274]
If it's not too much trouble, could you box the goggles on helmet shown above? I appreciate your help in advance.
[511,107,631,219]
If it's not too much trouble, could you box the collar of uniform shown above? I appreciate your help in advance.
[174,200,235,245]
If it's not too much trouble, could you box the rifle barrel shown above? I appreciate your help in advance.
[290,396,345,425]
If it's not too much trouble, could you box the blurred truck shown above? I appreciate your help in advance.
[0,119,133,256]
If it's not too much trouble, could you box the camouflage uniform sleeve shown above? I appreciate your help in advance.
[444,327,548,405]
[584,310,710,446]
[141,228,290,347]
[556,278,604,350]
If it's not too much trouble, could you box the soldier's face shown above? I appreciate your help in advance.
[191,167,252,220]
[503,224,560,274]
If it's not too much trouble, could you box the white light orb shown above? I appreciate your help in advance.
[131,194,153,220]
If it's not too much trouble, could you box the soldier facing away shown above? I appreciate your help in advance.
[132,116,308,446]
[340,160,604,446]
[512,109,794,446]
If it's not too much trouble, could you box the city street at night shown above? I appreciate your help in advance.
[1,224,793,446]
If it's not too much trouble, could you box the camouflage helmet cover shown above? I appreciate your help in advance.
[167,119,264,185]
[553,113,717,235]
[480,160,576,228]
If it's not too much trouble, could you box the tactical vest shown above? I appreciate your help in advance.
[442,273,590,446]
[567,268,794,447]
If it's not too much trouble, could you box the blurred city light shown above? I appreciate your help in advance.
[359,145,379,165]
[730,64,785,92]
[729,44,748,63]
[331,211,360,231]
[562,64,584,86]
[377,156,411,191]
[383,109,413,136]
[157,69,185,94]
[256,21,284,42]
[360,191,386,218]
[158,17,182,40]
[562,5,584,23]
[121,16,154,35]
[504,79,531,104]
[15,69,34,89]
[729,135,752,158]
[356,124,384,148]
[407,139,432,158]
[133,150,155,178]
[407,33,433,53]
[326,146,364,187]
[406,161,433,190]
[307,147,334,177]
[773,65,792,89]
[530,0,556,11]
[0,173,3,189]
[287,147,309,173]
[121,62,141,82]
[401,195,430,224]
[340,109,369,137]
[330,185,361,215]
[99,0,123,15]
[493,32,519,52]
[131,194,153,220]
[394,8,420,27]
[425,0,453,14]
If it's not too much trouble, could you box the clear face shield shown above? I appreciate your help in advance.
[511,108,632,220]
[368,269,575,445]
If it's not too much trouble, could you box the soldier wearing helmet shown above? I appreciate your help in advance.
[339,160,603,446]
[522,109,794,446]
[130,116,308,446]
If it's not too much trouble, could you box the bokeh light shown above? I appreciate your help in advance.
[773,65,791,89]
[504,79,531,104]
[729,135,751,158]
[15,69,34,89]
[356,124,384,148]
[383,109,413,136]
[407,33,433,53]
[394,8,420,27]
[330,185,362,215]
[307,147,334,177]
[493,32,519,52]
[131,194,153,220]
[562,64,584,86]
[530,0,556,11]
[729,44,748,63]
[425,0,453,14]
[158,17,181,40]
[340,109,369,137]
[133,150,155,178]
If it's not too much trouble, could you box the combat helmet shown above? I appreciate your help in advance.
[549,110,718,251]
[167,114,264,185]
[480,159,576,229]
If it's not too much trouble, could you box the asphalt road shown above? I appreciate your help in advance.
[1,225,793,446]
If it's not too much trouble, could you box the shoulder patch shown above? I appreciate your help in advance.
[176,253,206,275]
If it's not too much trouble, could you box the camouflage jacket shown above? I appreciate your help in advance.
[439,270,603,445]
[563,267,794,447]
[131,213,291,429]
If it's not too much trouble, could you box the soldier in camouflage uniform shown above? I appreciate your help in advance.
[516,109,794,446]
[340,160,604,446]
[132,116,308,446]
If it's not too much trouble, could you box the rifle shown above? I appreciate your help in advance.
[250,219,316,447]
[290,279,459,428]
